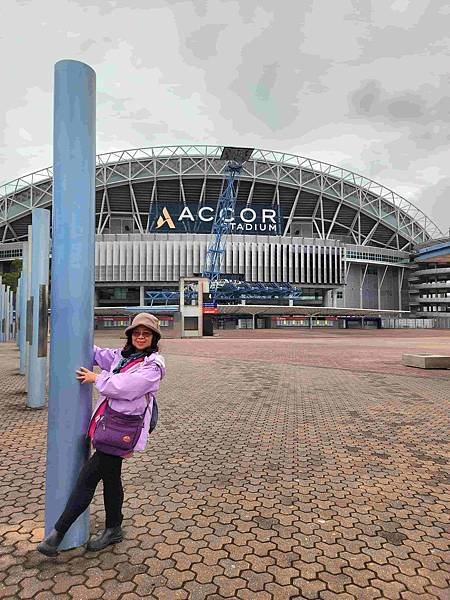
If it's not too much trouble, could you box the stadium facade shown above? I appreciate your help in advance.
[0,145,444,326]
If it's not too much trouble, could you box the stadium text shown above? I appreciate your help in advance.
[155,205,279,233]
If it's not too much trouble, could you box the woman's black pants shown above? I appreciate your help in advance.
[55,451,124,535]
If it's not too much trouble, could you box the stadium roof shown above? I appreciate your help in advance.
[0,145,442,247]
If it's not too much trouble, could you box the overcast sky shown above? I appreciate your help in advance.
[1,0,450,234]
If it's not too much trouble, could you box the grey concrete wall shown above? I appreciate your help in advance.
[335,263,405,310]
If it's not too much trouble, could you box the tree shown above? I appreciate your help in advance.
[2,259,22,292]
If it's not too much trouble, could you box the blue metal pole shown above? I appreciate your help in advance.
[9,289,14,341]
[25,225,32,384]
[27,209,50,409]
[5,285,10,341]
[16,276,21,346]
[45,60,96,550]
[19,243,29,374]
[0,283,4,343]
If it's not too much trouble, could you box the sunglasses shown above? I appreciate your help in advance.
[132,329,153,338]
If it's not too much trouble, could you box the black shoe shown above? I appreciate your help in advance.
[37,528,64,557]
[86,526,123,551]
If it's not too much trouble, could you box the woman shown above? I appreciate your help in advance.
[38,313,165,556]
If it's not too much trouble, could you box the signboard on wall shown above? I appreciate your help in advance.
[148,202,282,235]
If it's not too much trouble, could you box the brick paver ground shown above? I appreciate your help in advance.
[0,329,449,599]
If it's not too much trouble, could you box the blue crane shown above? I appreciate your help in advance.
[202,146,253,300]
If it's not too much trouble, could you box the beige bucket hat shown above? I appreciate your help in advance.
[125,312,162,337]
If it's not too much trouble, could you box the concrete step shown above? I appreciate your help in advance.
[403,353,450,369]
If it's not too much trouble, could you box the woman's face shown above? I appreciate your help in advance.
[131,326,154,351]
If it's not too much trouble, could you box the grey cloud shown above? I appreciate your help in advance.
[128,108,152,120]
[350,80,381,115]
[70,0,204,14]
[348,79,450,154]
[98,92,132,113]
[131,121,169,137]
[237,0,266,24]
[171,129,198,142]
[225,7,331,133]
[388,99,425,120]
[255,63,278,102]
[349,80,430,123]
[360,3,448,63]
[80,39,96,52]
[430,96,450,120]
[2,0,450,229]
[185,24,227,60]
[425,177,450,233]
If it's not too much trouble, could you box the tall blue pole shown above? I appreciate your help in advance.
[0,283,4,343]
[5,285,10,341]
[9,289,14,341]
[27,209,50,409]
[16,276,21,347]
[25,225,32,380]
[45,60,96,550]
[19,243,29,374]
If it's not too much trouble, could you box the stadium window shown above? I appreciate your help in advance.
[337,291,343,299]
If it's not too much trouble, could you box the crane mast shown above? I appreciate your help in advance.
[202,147,253,300]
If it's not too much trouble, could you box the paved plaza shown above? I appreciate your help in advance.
[1,329,449,599]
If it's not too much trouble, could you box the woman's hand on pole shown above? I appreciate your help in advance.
[76,367,97,384]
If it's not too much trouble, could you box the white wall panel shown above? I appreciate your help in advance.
[300,245,305,281]
[200,240,207,276]
[152,241,160,281]
[306,245,310,282]
[315,246,325,283]
[113,242,120,280]
[276,244,281,282]
[192,241,200,274]
[166,241,173,280]
[146,241,153,280]
[282,244,288,281]
[179,241,186,278]
[250,243,258,281]
[139,242,146,280]
[232,242,239,274]
[312,245,316,284]
[264,243,270,282]
[132,242,139,281]
[119,242,127,280]
[94,236,346,287]
[245,242,251,280]
[270,244,276,282]
[288,245,293,282]
[239,242,245,275]
[96,242,102,281]
[258,243,264,281]
[173,241,180,280]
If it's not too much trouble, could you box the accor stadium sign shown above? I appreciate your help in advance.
[149,202,281,234]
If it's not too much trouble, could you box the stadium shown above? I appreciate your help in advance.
[0,145,444,330]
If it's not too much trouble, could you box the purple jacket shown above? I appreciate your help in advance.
[91,345,166,452]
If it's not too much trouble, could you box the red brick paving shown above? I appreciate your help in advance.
[0,329,449,599]
[160,328,450,379]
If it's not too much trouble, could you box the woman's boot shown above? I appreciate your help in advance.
[86,526,123,551]
[37,529,65,557]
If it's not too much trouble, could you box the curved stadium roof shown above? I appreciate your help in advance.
[0,145,442,250]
